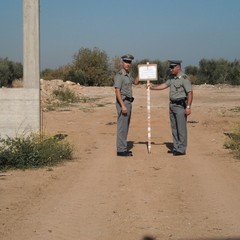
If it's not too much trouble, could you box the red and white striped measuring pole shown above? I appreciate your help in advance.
[138,62,157,153]
[147,77,151,153]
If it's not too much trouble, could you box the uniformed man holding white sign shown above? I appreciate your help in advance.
[148,60,193,156]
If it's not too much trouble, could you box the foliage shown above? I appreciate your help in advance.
[0,58,23,87]
[69,47,112,86]
[45,88,82,111]
[224,124,240,160]
[41,48,113,86]
[46,88,100,111]
[2,51,240,87]
[185,65,198,76]
[227,60,240,85]
[110,56,122,75]
[190,58,240,85]
[41,65,72,80]
[0,134,73,170]
[53,88,81,103]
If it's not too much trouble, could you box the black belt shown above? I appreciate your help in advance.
[123,96,134,102]
[170,98,186,107]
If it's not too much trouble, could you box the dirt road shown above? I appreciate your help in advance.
[1,85,240,240]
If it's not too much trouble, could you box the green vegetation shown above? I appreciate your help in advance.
[1,48,240,87]
[46,88,103,111]
[0,58,23,87]
[70,47,112,86]
[53,88,81,103]
[185,58,240,85]
[41,47,113,86]
[224,124,240,160]
[45,88,82,111]
[230,106,240,112]
[0,133,73,170]
[40,52,240,86]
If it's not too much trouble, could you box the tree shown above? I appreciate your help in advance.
[197,58,240,85]
[227,60,240,85]
[70,47,111,86]
[0,58,23,87]
[185,65,199,84]
[185,65,198,76]
[41,65,72,81]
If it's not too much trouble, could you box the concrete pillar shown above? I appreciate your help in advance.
[0,0,41,138]
[23,0,40,89]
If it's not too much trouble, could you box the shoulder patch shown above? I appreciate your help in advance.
[182,75,187,79]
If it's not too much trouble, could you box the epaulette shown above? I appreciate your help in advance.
[182,74,187,79]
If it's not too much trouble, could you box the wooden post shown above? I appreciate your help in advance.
[138,62,157,154]
[147,80,151,153]
[147,62,151,153]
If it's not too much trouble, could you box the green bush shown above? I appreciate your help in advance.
[0,134,73,170]
[71,47,111,86]
[0,58,23,87]
[224,124,240,159]
[53,88,81,103]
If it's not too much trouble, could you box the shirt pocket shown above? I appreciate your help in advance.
[123,81,131,89]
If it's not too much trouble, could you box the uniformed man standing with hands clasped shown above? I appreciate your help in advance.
[114,54,139,157]
[148,60,193,156]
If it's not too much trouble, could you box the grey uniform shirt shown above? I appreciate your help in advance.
[114,69,133,98]
[165,72,192,100]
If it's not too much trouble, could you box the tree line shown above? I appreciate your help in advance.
[1,47,240,87]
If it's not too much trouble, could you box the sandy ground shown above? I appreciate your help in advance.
[1,84,240,240]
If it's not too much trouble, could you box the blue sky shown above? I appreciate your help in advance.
[1,0,240,70]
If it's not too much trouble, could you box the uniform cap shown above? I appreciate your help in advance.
[168,60,182,68]
[121,54,134,62]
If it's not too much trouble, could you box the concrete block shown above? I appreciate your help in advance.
[0,88,40,138]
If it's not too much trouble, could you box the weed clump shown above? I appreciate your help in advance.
[53,88,80,103]
[224,124,240,159]
[0,133,73,170]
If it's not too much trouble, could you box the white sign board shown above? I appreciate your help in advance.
[138,64,158,81]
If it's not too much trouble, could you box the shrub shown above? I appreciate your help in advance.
[0,134,73,170]
[70,47,111,86]
[53,88,81,103]
[224,124,240,159]
[0,58,23,87]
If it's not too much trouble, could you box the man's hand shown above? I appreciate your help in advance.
[146,83,152,89]
[185,108,191,116]
[121,105,127,115]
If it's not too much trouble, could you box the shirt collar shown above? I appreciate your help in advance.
[176,71,183,79]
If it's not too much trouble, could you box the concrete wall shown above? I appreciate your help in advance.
[0,88,40,138]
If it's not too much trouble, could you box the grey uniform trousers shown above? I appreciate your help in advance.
[116,100,132,152]
[169,103,187,153]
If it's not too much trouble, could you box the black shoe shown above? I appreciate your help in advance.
[117,151,133,157]
[173,151,186,156]
[167,150,173,154]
